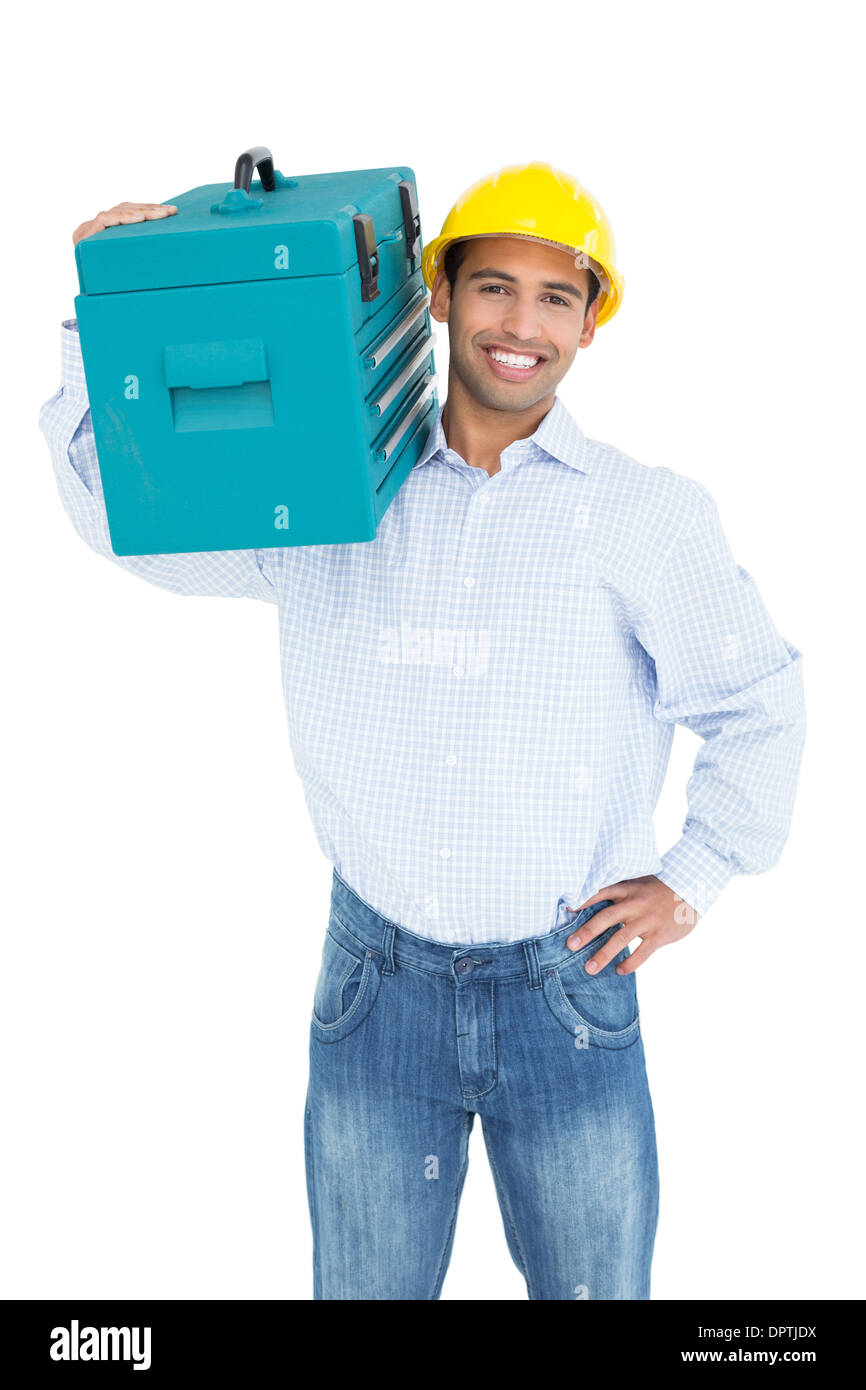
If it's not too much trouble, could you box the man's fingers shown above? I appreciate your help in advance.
[74,202,178,245]
[113,206,178,224]
[115,202,177,212]
[581,925,637,975]
[564,884,631,951]
[566,882,626,914]
[614,938,657,975]
[566,903,628,952]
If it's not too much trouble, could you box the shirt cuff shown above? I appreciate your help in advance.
[60,317,88,400]
[655,833,735,919]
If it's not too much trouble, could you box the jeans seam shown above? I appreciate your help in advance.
[429,1111,473,1300]
[482,1124,534,1299]
[304,1100,321,1301]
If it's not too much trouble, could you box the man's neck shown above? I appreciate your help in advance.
[441,385,555,479]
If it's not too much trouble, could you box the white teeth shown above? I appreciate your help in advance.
[487,348,541,368]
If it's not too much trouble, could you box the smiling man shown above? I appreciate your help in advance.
[41,161,806,1302]
[434,233,600,473]
[303,165,805,1302]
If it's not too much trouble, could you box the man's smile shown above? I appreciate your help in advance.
[481,344,548,381]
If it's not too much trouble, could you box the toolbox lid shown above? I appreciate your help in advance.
[75,164,418,295]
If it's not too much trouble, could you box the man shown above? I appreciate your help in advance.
[41,162,806,1300]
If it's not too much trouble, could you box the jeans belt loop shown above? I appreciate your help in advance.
[523,939,542,991]
[381,923,396,976]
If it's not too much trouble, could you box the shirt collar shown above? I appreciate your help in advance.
[412,393,592,474]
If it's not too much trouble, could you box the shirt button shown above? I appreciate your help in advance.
[463,576,475,588]
[439,847,451,859]
[445,754,457,766]
[453,665,464,677]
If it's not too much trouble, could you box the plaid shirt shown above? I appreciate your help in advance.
[39,318,806,943]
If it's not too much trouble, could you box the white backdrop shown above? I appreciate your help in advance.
[4,0,862,1301]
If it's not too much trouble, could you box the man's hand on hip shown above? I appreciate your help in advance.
[565,875,700,974]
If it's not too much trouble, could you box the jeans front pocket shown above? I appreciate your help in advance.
[311,916,382,1043]
[542,924,640,1049]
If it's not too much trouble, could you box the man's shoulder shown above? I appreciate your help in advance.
[580,436,719,589]
[583,433,715,520]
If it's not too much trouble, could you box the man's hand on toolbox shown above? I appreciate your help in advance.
[73,202,178,246]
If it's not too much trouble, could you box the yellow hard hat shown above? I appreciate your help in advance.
[421,161,624,327]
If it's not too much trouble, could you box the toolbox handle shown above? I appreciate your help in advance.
[370,334,437,418]
[375,374,439,466]
[212,146,295,215]
[364,291,431,370]
[233,146,277,193]
[164,338,269,390]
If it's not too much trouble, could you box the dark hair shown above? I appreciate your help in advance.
[442,238,601,312]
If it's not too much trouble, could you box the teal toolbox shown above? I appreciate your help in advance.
[73,147,440,556]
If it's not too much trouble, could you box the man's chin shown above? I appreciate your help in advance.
[465,377,551,413]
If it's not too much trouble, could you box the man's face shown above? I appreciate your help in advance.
[429,235,600,412]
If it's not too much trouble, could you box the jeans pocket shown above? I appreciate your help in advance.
[542,926,640,1049]
[311,919,381,1043]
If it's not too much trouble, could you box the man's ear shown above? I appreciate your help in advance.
[579,296,600,349]
[428,268,451,325]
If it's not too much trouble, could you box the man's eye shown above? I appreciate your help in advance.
[480,285,569,306]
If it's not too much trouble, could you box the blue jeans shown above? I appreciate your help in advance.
[304,868,660,1300]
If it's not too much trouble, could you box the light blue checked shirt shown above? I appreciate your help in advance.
[39,318,806,944]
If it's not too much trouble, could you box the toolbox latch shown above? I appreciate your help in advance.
[353,214,381,302]
[398,180,421,261]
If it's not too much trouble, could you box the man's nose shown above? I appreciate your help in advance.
[499,305,545,346]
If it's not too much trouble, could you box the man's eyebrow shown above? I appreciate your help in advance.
[464,266,585,301]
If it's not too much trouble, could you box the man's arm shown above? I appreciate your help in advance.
[38,319,281,603]
[635,480,807,919]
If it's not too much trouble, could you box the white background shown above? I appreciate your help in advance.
[3,0,862,1301]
